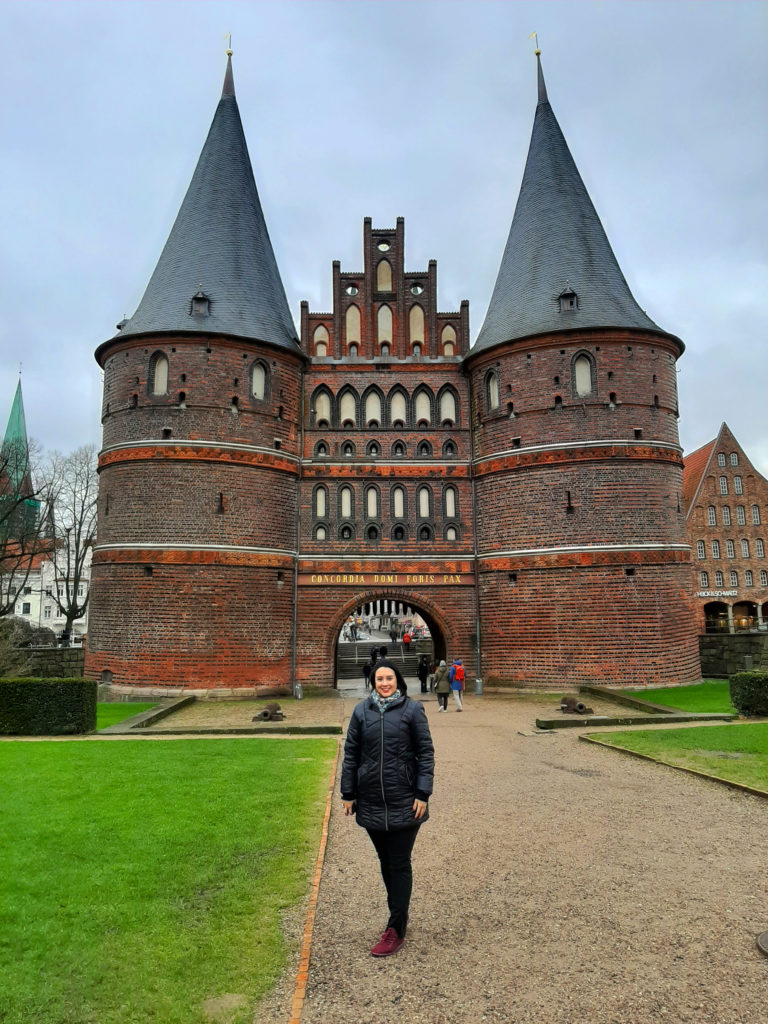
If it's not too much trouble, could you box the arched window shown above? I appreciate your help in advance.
[573,353,594,397]
[340,486,353,519]
[737,505,746,525]
[314,441,328,457]
[418,525,432,542]
[376,260,392,292]
[418,486,431,518]
[149,352,169,395]
[445,526,457,541]
[339,390,356,427]
[696,540,705,559]
[752,505,761,525]
[314,487,327,519]
[392,486,405,519]
[314,390,331,426]
[414,390,431,426]
[392,525,406,541]
[444,486,457,519]
[364,391,382,425]
[367,525,380,541]
[486,370,500,411]
[390,390,407,427]
[377,305,393,346]
[409,305,424,344]
[346,305,361,345]
[442,325,456,356]
[349,343,358,357]
[313,325,329,357]
[443,440,456,457]
[250,361,268,401]
[700,571,709,588]
[342,441,355,458]
[417,440,432,457]
[315,525,327,541]
[439,389,456,425]
[392,441,406,457]
[366,487,379,519]
[340,524,354,541]
[367,441,380,458]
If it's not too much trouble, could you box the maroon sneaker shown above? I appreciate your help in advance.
[370,927,404,957]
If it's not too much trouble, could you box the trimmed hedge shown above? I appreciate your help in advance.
[728,670,768,718]
[0,678,97,736]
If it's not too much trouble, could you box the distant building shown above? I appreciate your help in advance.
[85,53,701,691]
[6,547,92,640]
[683,423,768,633]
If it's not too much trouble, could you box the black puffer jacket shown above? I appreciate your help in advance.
[341,694,435,831]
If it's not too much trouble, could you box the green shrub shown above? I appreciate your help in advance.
[728,670,768,718]
[0,678,97,735]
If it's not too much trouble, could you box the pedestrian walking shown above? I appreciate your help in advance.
[449,657,465,711]
[417,654,429,694]
[434,659,450,711]
[341,659,435,957]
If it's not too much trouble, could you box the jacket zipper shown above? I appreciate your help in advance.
[379,709,388,830]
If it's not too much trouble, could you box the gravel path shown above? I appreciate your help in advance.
[259,689,767,1024]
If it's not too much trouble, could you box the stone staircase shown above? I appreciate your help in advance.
[336,640,432,681]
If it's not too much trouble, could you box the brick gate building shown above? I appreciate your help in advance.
[85,53,702,691]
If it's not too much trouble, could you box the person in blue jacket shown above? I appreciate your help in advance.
[448,657,465,711]
[341,659,435,957]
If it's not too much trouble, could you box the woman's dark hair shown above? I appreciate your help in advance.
[371,658,407,696]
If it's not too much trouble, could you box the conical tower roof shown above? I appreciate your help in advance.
[2,380,33,494]
[472,54,669,356]
[108,55,299,353]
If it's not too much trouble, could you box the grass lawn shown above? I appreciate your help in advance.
[0,737,337,1024]
[96,702,157,730]
[591,722,768,792]
[622,679,736,714]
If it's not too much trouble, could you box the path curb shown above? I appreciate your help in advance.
[289,738,342,1024]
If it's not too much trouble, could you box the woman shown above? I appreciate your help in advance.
[341,659,435,957]
[434,659,450,711]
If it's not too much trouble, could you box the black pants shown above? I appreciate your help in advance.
[365,826,420,938]
[437,692,448,710]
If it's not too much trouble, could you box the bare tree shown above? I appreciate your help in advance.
[0,437,53,617]
[41,446,98,637]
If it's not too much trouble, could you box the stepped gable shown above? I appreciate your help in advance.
[106,54,299,354]
[472,53,671,356]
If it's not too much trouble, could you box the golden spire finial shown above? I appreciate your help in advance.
[225,32,232,57]
[529,31,540,56]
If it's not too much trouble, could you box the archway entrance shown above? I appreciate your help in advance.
[334,594,447,691]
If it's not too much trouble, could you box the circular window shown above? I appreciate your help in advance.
[377,241,390,252]
[410,283,424,295]
[345,284,359,296]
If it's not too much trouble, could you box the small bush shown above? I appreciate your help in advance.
[729,670,768,718]
[0,678,97,735]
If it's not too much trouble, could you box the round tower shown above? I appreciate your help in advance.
[85,56,305,691]
[465,54,700,687]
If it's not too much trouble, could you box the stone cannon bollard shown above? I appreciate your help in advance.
[253,702,284,722]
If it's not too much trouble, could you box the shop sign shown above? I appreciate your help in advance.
[696,590,738,598]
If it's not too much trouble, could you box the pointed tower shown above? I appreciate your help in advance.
[86,55,306,692]
[1,381,40,541]
[465,54,701,686]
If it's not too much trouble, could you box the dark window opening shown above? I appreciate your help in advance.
[634,428,643,440]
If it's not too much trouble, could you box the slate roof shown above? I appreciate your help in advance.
[110,56,300,353]
[471,55,671,357]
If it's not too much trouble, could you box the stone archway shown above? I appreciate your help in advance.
[330,590,450,689]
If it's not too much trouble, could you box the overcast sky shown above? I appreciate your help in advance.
[2,0,766,473]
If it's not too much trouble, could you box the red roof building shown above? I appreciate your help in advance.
[683,423,768,632]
